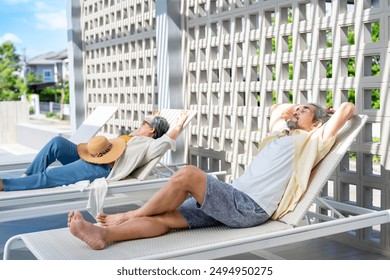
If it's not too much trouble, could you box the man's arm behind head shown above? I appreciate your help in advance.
[269,103,298,132]
[321,102,355,140]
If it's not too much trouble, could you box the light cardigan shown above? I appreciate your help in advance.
[270,124,335,219]
[106,134,176,182]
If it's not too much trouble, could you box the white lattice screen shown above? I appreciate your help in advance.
[81,0,157,136]
[183,0,390,254]
[74,0,390,255]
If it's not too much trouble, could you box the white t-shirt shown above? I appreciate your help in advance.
[232,135,294,216]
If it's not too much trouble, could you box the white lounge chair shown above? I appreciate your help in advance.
[0,109,196,223]
[4,115,390,260]
[0,105,118,173]
[68,105,119,144]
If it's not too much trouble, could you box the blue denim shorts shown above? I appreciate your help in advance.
[178,174,269,229]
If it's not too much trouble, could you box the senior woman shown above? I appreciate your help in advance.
[0,112,188,191]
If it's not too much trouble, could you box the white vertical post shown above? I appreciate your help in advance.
[156,0,185,163]
[67,0,85,133]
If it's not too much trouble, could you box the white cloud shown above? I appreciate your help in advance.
[32,1,67,30]
[0,33,23,44]
[35,10,67,30]
[4,0,31,3]
[35,1,53,12]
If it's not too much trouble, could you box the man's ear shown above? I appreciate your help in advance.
[312,121,323,129]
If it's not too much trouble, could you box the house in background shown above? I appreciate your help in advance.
[25,49,70,117]
[26,49,68,93]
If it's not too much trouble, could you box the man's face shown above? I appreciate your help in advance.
[286,105,319,132]
[131,118,155,137]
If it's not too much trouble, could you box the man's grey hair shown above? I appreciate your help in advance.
[149,115,170,139]
[308,103,331,124]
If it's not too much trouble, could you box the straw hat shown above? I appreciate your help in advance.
[77,136,126,164]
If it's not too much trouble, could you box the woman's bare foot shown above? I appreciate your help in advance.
[68,211,107,250]
[97,211,133,227]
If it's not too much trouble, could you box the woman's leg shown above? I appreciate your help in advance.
[2,159,111,191]
[24,136,80,176]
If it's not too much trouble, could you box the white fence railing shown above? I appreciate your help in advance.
[39,102,71,116]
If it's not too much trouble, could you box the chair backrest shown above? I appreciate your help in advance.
[130,156,162,180]
[279,115,368,226]
[68,105,118,144]
[157,109,197,130]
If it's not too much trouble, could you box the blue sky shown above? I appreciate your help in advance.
[0,0,67,59]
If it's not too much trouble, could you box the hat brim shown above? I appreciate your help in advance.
[77,137,126,164]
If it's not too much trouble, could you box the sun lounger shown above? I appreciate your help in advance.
[68,105,119,144]
[0,109,196,223]
[4,115,389,260]
[0,105,118,176]
[0,146,37,173]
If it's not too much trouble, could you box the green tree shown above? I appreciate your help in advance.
[25,71,41,94]
[0,42,25,101]
[371,89,380,109]
[371,22,380,43]
[39,83,69,103]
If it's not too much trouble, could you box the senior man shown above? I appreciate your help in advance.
[67,102,355,250]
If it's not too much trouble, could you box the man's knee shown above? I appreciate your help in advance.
[170,165,205,190]
[175,165,203,181]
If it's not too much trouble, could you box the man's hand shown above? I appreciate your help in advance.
[325,106,335,115]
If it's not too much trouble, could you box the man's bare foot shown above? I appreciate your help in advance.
[68,211,107,250]
[97,212,133,227]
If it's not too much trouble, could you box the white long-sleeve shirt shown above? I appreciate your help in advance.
[106,135,176,181]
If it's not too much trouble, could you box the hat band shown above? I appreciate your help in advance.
[91,143,113,158]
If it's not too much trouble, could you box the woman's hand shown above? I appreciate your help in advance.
[166,110,190,140]
[151,109,161,116]
[176,110,189,127]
